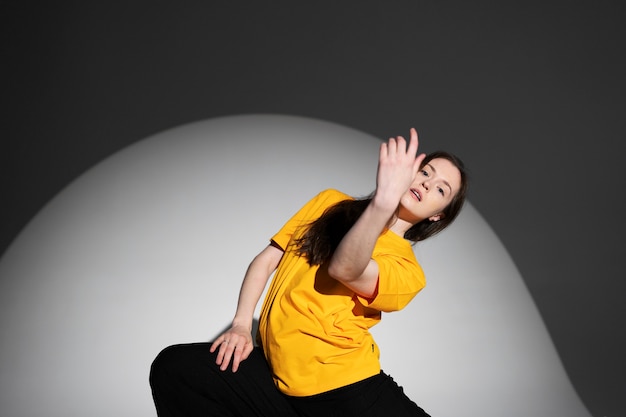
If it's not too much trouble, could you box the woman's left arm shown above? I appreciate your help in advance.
[326,201,393,297]
[327,129,424,297]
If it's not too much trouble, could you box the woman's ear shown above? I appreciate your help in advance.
[429,213,444,222]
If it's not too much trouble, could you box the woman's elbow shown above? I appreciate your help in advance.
[327,262,350,282]
[327,261,364,284]
[327,262,379,298]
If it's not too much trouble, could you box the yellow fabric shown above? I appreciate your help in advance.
[258,189,426,396]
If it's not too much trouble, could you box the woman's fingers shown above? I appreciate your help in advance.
[219,338,238,371]
[231,343,254,373]
[218,336,252,372]
[388,136,398,155]
[380,129,420,162]
[407,128,419,156]
[376,128,423,202]
[210,330,253,372]
[209,333,229,353]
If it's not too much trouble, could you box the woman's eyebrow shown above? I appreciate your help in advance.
[426,163,453,193]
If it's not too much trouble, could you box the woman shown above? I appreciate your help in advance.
[150,128,468,417]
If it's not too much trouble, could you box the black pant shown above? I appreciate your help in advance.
[150,343,431,417]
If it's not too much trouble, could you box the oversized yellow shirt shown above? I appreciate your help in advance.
[258,189,426,396]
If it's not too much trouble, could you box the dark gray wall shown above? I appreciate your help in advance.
[2,2,624,416]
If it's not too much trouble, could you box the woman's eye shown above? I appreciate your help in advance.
[421,170,429,176]
[438,188,445,196]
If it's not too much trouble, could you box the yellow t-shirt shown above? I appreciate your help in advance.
[258,189,426,396]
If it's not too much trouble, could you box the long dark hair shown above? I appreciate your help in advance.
[294,151,468,266]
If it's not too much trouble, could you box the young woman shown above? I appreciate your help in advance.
[150,128,468,417]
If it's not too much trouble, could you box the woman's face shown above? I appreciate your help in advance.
[397,157,462,225]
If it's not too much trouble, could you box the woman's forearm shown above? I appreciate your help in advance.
[232,243,283,329]
[328,130,422,296]
[327,199,395,297]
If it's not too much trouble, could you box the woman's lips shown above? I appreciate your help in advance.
[411,189,421,201]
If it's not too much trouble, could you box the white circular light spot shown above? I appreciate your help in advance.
[0,115,590,417]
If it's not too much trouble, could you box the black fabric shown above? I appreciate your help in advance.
[286,372,431,417]
[150,343,297,417]
[150,343,431,417]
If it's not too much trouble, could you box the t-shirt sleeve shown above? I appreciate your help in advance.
[271,189,351,251]
[357,242,426,312]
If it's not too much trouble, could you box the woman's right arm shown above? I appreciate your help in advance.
[210,242,284,372]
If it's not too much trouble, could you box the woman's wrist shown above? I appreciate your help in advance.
[370,192,400,219]
[231,317,252,331]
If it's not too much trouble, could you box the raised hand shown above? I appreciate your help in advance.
[374,128,425,211]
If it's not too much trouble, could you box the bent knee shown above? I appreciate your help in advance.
[150,344,192,384]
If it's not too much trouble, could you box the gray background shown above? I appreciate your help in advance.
[2,2,624,417]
